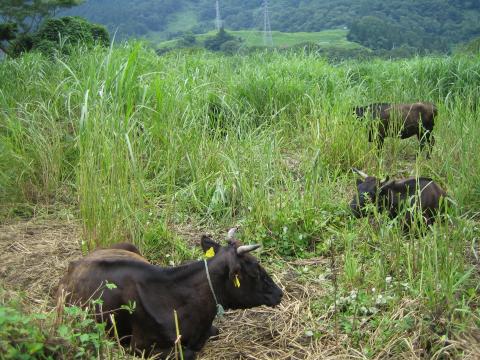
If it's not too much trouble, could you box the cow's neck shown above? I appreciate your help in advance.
[157,256,230,312]
[143,258,230,344]
[202,257,230,310]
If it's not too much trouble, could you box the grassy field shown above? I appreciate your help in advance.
[1,44,479,358]
[154,28,362,49]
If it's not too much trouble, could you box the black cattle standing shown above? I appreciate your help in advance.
[350,168,446,226]
[57,229,283,359]
[353,102,437,155]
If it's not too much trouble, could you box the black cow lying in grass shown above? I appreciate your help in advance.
[353,102,437,155]
[57,229,283,359]
[350,168,447,226]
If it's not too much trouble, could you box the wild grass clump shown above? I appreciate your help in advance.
[0,289,116,359]
[1,44,479,358]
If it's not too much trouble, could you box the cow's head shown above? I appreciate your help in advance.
[353,106,366,118]
[353,103,390,120]
[201,229,283,310]
[350,168,391,217]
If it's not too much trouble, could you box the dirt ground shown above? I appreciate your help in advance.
[0,220,82,307]
[2,220,480,359]
[0,219,343,360]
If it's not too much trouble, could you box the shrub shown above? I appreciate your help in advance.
[220,39,242,54]
[9,33,35,57]
[33,16,110,56]
[0,22,17,42]
[204,28,243,52]
[178,31,197,47]
[0,291,116,359]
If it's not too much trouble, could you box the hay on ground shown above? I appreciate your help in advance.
[0,220,81,308]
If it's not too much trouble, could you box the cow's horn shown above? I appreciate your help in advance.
[352,168,369,179]
[227,227,238,240]
[237,244,261,255]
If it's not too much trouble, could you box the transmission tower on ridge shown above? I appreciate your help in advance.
[215,0,223,31]
[263,0,273,46]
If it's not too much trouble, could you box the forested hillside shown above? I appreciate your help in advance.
[65,0,480,50]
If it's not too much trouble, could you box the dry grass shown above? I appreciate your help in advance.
[198,262,348,360]
[0,219,347,359]
[0,219,82,308]
[1,219,479,359]
[450,331,480,360]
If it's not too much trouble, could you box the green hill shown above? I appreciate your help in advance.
[64,0,480,51]
[155,29,362,50]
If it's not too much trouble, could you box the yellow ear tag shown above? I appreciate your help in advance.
[233,274,241,288]
[205,247,215,258]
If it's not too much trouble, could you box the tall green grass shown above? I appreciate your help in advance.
[1,45,479,357]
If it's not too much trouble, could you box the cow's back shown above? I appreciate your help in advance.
[417,177,446,208]
[86,248,148,263]
[58,249,150,306]
[109,242,143,255]
[393,102,436,125]
[395,177,446,209]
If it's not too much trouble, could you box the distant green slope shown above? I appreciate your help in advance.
[164,5,198,35]
[155,29,362,50]
[64,0,480,50]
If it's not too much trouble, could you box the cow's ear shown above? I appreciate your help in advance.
[227,256,241,283]
[356,179,363,186]
[201,235,221,255]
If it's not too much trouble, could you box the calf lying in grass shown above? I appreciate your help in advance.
[57,229,283,359]
[350,168,447,227]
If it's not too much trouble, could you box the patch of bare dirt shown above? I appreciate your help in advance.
[0,219,82,308]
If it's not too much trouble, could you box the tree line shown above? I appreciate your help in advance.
[60,0,480,52]
[2,0,480,58]
[0,1,109,57]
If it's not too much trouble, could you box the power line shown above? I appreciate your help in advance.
[215,0,223,31]
[263,0,273,46]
